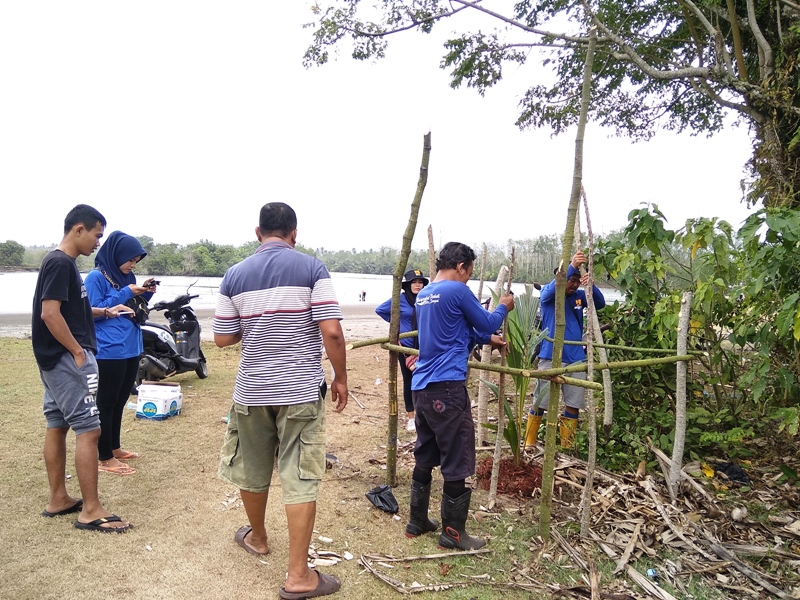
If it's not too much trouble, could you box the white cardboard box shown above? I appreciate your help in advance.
[136,382,182,420]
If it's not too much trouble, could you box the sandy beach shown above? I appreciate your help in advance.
[0,304,389,343]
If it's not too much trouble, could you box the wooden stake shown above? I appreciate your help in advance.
[489,248,514,507]
[476,265,508,445]
[385,132,430,487]
[427,225,436,280]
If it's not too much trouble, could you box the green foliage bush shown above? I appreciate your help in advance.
[576,205,799,471]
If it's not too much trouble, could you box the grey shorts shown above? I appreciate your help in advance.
[531,359,587,411]
[218,390,327,504]
[40,350,101,435]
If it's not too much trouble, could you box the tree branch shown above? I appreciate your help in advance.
[679,2,707,68]
[745,0,773,78]
[680,0,734,77]
[341,4,470,39]
[581,0,714,81]
[781,0,800,12]
[724,0,749,81]
[688,77,763,122]
[607,49,712,80]
[451,0,605,44]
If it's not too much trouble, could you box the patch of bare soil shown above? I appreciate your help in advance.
[475,455,542,497]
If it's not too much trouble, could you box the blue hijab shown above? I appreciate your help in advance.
[94,231,147,287]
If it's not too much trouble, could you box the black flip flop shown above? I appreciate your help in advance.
[41,499,83,518]
[278,571,341,599]
[74,514,133,533]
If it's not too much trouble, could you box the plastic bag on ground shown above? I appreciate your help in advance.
[365,485,399,513]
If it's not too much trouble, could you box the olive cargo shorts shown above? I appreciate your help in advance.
[218,394,326,504]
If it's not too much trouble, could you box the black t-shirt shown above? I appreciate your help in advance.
[31,250,97,370]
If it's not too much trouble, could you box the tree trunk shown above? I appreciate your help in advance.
[668,291,693,501]
[386,132,431,487]
[540,27,596,541]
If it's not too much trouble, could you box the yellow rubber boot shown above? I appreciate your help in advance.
[559,417,578,449]
[524,414,543,449]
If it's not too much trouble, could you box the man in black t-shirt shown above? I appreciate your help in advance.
[33,205,132,533]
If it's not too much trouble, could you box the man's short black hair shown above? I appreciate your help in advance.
[64,204,106,234]
[436,242,476,271]
[259,202,297,238]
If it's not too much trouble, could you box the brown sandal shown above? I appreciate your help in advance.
[234,525,269,556]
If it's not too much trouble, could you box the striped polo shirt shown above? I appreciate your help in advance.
[213,241,342,406]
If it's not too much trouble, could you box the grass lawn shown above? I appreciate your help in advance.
[0,338,785,599]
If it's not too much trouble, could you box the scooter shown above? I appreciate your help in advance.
[135,282,208,389]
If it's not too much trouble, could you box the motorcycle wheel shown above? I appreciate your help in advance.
[196,359,208,379]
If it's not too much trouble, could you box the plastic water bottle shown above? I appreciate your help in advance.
[176,331,189,356]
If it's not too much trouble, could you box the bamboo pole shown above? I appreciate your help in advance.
[540,26,597,541]
[385,132,431,487]
[574,212,597,537]
[427,225,436,281]
[489,248,514,507]
[347,331,416,351]
[668,291,693,501]
[380,342,692,381]
[354,330,704,356]
[581,189,615,438]
[541,337,704,355]
[476,266,508,445]
[477,242,487,305]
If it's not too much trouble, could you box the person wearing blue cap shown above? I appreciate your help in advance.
[85,231,157,475]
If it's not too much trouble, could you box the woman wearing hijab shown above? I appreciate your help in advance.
[85,231,157,475]
[375,269,429,432]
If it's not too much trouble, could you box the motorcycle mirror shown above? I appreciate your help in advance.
[186,278,199,294]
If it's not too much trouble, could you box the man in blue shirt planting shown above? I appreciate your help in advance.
[405,242,514,550]
[524,251,606,449]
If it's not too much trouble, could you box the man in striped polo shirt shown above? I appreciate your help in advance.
[214,202,347,600]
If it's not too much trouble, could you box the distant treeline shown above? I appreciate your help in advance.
[4,233,612,283]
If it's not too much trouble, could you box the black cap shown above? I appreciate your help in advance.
[402,269,429,288]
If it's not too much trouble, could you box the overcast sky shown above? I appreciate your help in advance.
[0,2,755,253]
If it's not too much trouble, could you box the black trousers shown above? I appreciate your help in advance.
[398,353,414,413]
[96,357,139,461]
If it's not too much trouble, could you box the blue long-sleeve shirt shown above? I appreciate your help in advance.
[375,294,415,348]
[412,280,508,390]
[84,270,152,360]
[538,265,606,364]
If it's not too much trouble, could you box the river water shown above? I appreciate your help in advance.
[0,271,622,315]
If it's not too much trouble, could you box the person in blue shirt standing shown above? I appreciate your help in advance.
[524,251,605,450]
[405,242,514,550]
[85,231,157,476]
[375,269,429,432]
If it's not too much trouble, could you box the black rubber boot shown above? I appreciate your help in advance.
[437,490,486,550]
[405,481,439,538]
